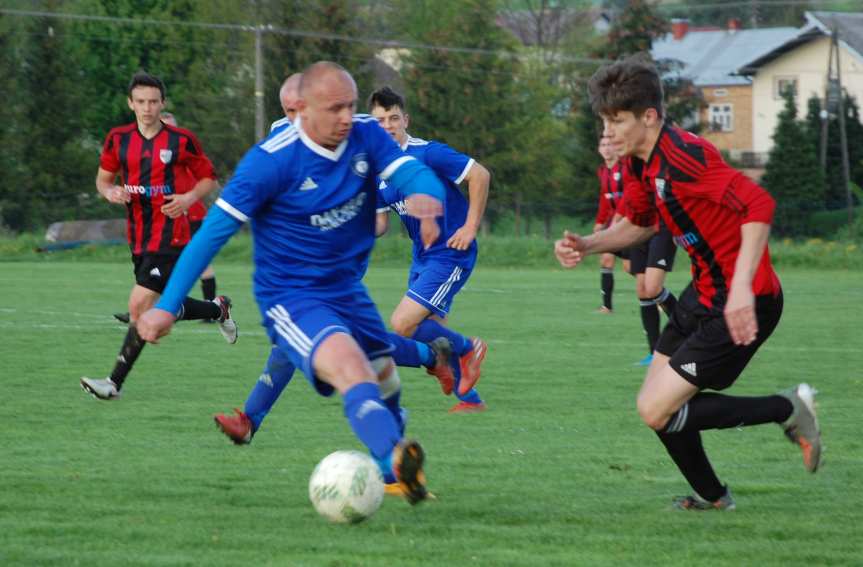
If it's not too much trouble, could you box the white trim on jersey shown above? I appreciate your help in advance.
[260,128,298,154]
[294,116,347,161]
[454,158,475,185]
[267,305,313,356]
[402,134,429,150]
[379,156,415,180]
[353,113,378,123]
[430,266,463,307]
[269,116,291,132]
[216,198,250,223]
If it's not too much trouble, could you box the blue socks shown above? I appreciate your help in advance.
[387,332,435,368]
[244,348,295,431]
[343,382,401,461]
[412,319,471,356]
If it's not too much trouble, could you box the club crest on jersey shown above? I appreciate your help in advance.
[613,171,621,181]
[351,153,370,178]
[159,149,173,164]
[655,178,667,201]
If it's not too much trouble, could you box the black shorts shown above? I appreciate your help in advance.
[656,284,784,391]
[190,220,203,235]
[132,254,180,294]
[629,227,676,274]
[613,248,630,261]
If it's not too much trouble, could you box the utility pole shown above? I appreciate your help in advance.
[255,25,265,140]
[821,25,853,225]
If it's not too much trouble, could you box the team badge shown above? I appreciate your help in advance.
[613,171,621,181]
[159,149,173,164]
[351,153,369,178]
[655,178,667,201]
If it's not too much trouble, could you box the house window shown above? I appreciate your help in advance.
[774,76,798,99]
[709,103,733,132]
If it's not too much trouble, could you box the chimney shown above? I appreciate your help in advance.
[671,19,689,41]
[728,18,742,33]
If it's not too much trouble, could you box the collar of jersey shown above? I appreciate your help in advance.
[294,116,348,161]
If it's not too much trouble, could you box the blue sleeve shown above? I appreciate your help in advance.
[218,145,284,223]
[155,207,242,315]
[385,159,445,203]
[426,141,473,184]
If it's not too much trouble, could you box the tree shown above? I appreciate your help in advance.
[392,0,532,233]
[762,89,825,235]
[601,0,668,61]
[258,0,379,128]
[805,93,863,209]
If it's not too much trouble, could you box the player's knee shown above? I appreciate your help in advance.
[389,314,415,337]
[643,282,664,299]
[636,395,669,431]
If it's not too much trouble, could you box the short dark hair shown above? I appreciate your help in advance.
[588,55,663,119]
[127,71,166,100]
[367,86,406,113]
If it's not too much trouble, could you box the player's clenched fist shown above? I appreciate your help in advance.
[554,230,586,268]
[136,308,178,344]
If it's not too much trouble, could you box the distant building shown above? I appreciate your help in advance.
[652,19,798,164]
[737,12,863,160]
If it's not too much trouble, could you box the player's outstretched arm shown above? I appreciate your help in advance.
[137,207,242,343]
[383,158,446,249]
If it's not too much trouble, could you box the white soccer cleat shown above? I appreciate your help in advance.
[80,377,121,400]
[213,295,238,344]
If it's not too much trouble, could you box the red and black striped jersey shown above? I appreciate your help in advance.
[622,124,781,312]
[595,161,625,227]
[100,122,216,255]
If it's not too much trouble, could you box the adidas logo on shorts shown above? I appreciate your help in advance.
[681,362,697,376]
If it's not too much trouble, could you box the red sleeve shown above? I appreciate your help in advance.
[180,131,216,182]
[99,131,120,172]
[621,161,657,227]
[726,175,775,224]
[595,168,612,226]
[671,133,774,225]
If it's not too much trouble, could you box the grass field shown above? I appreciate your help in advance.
[1,261,861,566]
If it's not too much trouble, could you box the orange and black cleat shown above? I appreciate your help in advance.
[214,408,253,445]
[457,337,487,396]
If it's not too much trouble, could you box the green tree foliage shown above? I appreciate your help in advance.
[0,1,98,232]
[602,0,668,60]
[762,89,825,235]
[805,93,863,209]
[258,0,379,127]
[392,0,538,232]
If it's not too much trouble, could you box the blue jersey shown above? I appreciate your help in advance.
[216,115,412,310]
[377,135,477,264]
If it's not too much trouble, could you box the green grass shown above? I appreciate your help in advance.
[0,262,861,566]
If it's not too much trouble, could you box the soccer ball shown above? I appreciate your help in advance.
[308,450,385,523]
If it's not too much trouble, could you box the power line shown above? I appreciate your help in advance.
[0,7,607,65]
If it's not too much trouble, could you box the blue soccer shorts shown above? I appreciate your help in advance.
[262,288,394,397]
[405,257,474,318]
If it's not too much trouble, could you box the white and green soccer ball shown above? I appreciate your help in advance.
[308,450,385,523]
